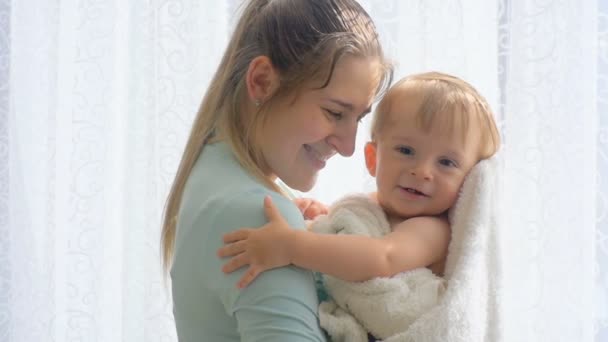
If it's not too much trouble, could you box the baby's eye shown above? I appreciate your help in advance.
[439,158,458,167]
[324,109,343,120]
[397,146,414,155]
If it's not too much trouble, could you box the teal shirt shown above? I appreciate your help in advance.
[171,142,326,342]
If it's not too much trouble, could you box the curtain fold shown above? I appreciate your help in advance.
[2,1,228,340]
[596,1,608,340]
[500,1,598,341]
[0,0,9,341]
[0,0,604,341]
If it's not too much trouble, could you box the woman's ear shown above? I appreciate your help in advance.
[364,142,378,177]
[245,56,280,105]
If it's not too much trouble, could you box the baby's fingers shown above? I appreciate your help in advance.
[237,267,262,289]
[294,198,312,213]
[217,240,247,258]
[221,253,250,274]
[304,204,328,220]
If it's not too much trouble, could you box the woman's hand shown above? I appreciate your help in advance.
[294,198,329,220]
[217,196,296,289]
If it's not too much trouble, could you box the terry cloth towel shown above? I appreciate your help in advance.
[312,155,503,342]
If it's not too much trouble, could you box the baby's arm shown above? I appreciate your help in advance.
[282,215,450,281]
[218,197,451,287]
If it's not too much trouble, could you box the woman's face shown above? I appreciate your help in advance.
[259,56,382,192]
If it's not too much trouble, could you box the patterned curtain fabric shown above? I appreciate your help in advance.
[0,0,604,341]
[596,1,608,340]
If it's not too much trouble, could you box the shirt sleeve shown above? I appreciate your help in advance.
[206,189,327,342]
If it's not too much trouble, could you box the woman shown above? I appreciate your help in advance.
[161,0,392,340]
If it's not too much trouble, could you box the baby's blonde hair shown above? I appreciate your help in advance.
[371,72,500,160]
[160,0,393,273]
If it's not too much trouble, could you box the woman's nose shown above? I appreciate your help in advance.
[326,121,357,157]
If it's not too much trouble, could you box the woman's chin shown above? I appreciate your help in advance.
[282,173,317,193]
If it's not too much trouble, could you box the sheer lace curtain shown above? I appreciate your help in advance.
[0,0,604,341]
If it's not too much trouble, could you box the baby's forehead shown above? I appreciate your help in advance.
[379,92,421,123]
[382,86,421,111]
[382,102,482,145]
[382,87,476,127]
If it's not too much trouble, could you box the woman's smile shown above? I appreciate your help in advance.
[303,144,334,170]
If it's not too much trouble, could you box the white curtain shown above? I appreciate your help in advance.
[0,1,604,341]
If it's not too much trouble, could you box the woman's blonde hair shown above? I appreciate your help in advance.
[371,71,500,159]
[161,0,393,272]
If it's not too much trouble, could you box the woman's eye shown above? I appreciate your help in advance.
[439,159,457,167]
[325,109,343,120]
[397,146,414,155]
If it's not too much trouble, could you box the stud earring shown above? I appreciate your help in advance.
[254,99,261,107]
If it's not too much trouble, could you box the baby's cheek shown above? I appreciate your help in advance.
[442,183,461,205]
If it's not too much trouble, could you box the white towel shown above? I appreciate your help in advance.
[312,195,446,342]
[398,154,504,342]
[312,154,503,342]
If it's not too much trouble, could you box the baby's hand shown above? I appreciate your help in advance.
[217,196,295,289]
[294,198,329,220]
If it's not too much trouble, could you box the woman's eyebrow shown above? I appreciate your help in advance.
[327,98,372,114]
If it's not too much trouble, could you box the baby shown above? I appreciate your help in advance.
[217,71,501,340]
[217,71,500,287]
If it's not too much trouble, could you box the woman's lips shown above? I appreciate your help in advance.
[304,144,332,170]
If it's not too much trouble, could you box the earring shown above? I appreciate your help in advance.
[254,99,261,107]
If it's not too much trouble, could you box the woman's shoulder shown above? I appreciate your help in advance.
[182,142,293,217]
[208,188,304,230]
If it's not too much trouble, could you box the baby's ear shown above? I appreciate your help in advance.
[364,142,378,177]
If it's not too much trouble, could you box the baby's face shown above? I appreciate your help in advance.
[371,97,481,220]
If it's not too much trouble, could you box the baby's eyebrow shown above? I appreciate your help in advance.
[390,135,414,143]
[444,150,464,161]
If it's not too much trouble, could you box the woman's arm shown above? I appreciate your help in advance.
[218,197,451,287]
[231,264,327,342]
[212,191,327,341]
